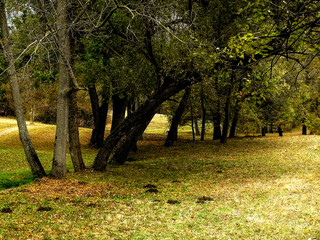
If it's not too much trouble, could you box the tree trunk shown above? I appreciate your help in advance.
[92,75,194,171]
[278,126,283,137]
[190,99,196,142]
[220,90,231,143]
[229,107,239,138]
[213,113,222,140]
[261,126,266,136]
[52,0,71,178]
[200,88,206,141]
[69,89,86,171]
[89,85,109,148]
[302,125,307,135]
[111,93,127,132]
[0,0,46,178]
[111,109,155,165]
[194,118,200,136]
[89,86,100,146]
[165,87,191,147]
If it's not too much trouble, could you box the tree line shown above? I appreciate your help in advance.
[0,0,320,178]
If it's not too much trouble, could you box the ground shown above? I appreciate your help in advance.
[1,117,320,239]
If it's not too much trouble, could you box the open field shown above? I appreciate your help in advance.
[1,117,320,239]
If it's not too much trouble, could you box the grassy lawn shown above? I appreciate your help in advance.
[1,117,320,239]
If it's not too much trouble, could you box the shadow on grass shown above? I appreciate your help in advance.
[0,172,34,190]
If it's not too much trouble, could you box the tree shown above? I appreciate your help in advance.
[51,0,72,178]
[165,86,191,147]
[0,0,45,178]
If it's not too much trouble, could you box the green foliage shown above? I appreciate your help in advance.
[306,116,320,135]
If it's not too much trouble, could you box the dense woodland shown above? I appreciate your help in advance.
[1,0,320,178]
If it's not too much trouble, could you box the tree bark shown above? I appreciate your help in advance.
[165,87,191,147]
[229,106,239,138]
[200,87,206,141]
[194,118,200,136]
[89,85,109,148]
[190,98,196,142]
[278,126,283,137]
[302,125,307,135]
[0,0,46,178]
[92,75,195,171]
[213,111,222,140]
[220,95,230,144]
[220,80,233,144]
[68,89,86,171]
[52,0,71,178]
[111,93,127,132]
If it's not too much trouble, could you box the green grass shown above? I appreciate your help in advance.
[1,117,320,239]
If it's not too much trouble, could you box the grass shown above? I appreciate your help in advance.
[1,117,320,239]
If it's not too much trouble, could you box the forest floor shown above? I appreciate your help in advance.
[1,117,320,239]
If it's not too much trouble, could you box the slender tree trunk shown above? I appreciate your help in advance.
[278,126,283,137]
[220,76,234,144]
[89,85,109,147]
[190,100,196,142]
[92,75,194,171]
[200,87,206,141]
[0,1,46,178]
[52,0,71,178]
[67,10,85,172]
[194,118,200,136]
[229,107,239,138]
[89,86,100,146]
[261,126,266,136]
[302,125,307,135]
[212,100,222,140]
[165,87,191,147]
[111,93,127,132]
[68,89,85,171]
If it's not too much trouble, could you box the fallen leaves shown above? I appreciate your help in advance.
[22,177,112,201]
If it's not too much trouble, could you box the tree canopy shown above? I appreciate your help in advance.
[1,0,320,176]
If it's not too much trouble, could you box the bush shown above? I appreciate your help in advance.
[306,116,320,135]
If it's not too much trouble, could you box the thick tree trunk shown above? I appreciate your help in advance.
[52,0,71,178]
[92,76,194,171]
[0,1,46,178]
[165,87,191,147]
[111,93,127,132]
[111,109,156,165]
[69,90,86,171]
[89,86,109,148]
